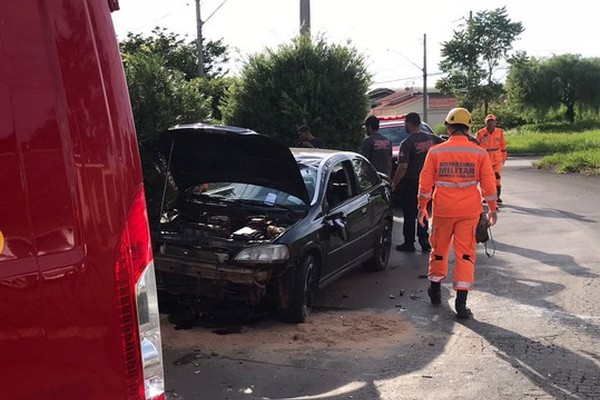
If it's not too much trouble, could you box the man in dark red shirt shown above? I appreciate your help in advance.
[391,112,443,252]
[361,116,393,177]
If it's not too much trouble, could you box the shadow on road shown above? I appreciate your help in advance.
[477,239,600,342]
[493,240,598,278]
[460,318,600,399]
[501,204,597,224]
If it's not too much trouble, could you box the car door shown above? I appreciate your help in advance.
[351,157,388,244]
[322,160,370,277]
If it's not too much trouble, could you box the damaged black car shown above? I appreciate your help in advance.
[153,123,393,323]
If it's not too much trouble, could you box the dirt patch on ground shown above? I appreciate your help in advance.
[289,310,415,348]
[161,309,416,356]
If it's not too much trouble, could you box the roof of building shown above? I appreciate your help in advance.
[371,89,458,114]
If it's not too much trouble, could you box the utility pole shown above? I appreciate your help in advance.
[422,33,428,123]
[195,0,204,77]
[300,0,310,35]
[195,0,228,78]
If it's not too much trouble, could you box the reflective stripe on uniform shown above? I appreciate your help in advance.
[454,281,473,290]
[419,193,432,199]
[487,148,500,152]
[435,180,478,188]
[484,194,497,201]
[429,275,445,283]
[430,146,487,155]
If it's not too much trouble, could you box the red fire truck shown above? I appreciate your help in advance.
[0,1,164,399]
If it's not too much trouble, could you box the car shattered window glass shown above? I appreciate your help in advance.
[298,163,317,202]
[325,162,352,208]
[352,159,380,193]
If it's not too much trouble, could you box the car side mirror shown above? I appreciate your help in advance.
[377,171,390,182]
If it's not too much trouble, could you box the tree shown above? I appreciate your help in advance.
[120,28,234,222]
[221,35,371,151]
[120,27,229,80]
[506,54,600,123]
[437,7,524,113]
[195,76,236,121]
[122,51,211,225]
[120,27,234,122]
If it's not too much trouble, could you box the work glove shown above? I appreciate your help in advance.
[418,208,429,227]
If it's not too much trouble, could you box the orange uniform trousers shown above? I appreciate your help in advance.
[428,214,479,291]
[489,153,503,186]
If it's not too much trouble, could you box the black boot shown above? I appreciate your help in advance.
[497,185,502,204]
[455,290,472,319]
[428,282,441,305]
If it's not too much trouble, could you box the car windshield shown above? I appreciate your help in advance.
[379,125,407,146]
[380,123,434,146]
[185,183,307,209]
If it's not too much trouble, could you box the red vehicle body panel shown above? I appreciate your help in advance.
[0,1,153,398]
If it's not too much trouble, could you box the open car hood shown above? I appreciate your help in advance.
[159,123,310,205]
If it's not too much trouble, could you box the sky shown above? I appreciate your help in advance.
[111,0,599,91]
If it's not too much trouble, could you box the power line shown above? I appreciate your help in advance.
[196,0,231,77]
[205,0,229,23]
[129,3,191,33]
[372,71,445,86]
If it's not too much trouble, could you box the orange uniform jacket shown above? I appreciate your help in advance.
[476,127,507,165]
[418,135,498,217]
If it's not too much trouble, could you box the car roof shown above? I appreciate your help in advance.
[377,116,433,130]
[291,147,362,167]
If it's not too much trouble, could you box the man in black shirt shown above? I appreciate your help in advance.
[296,124,325,148]
[361,116,393,177]
[391,112,443,252]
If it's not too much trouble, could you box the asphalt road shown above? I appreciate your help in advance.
[160,157,600,400]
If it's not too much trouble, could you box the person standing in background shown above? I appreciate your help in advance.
[296,124,325,148]
[391,112,443,253]
[361,116,393,177]
[476,114,507,204]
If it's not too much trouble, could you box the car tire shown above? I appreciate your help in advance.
[364,219,392,272]
[279,254,319,323]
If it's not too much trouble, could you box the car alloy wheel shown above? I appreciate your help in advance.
[281,254,319,323]
[364,219,392,271]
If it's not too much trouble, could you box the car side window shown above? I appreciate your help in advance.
[326,162,353,208]
[420,123,433,133]
[352,158,380,193]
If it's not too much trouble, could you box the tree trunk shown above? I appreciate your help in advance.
[566,102,575,123]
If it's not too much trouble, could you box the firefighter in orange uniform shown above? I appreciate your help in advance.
[417,108,498,319]
[476,114,507,204]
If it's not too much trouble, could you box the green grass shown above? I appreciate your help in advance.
[534,150,600,174]
[505,128,600,174]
